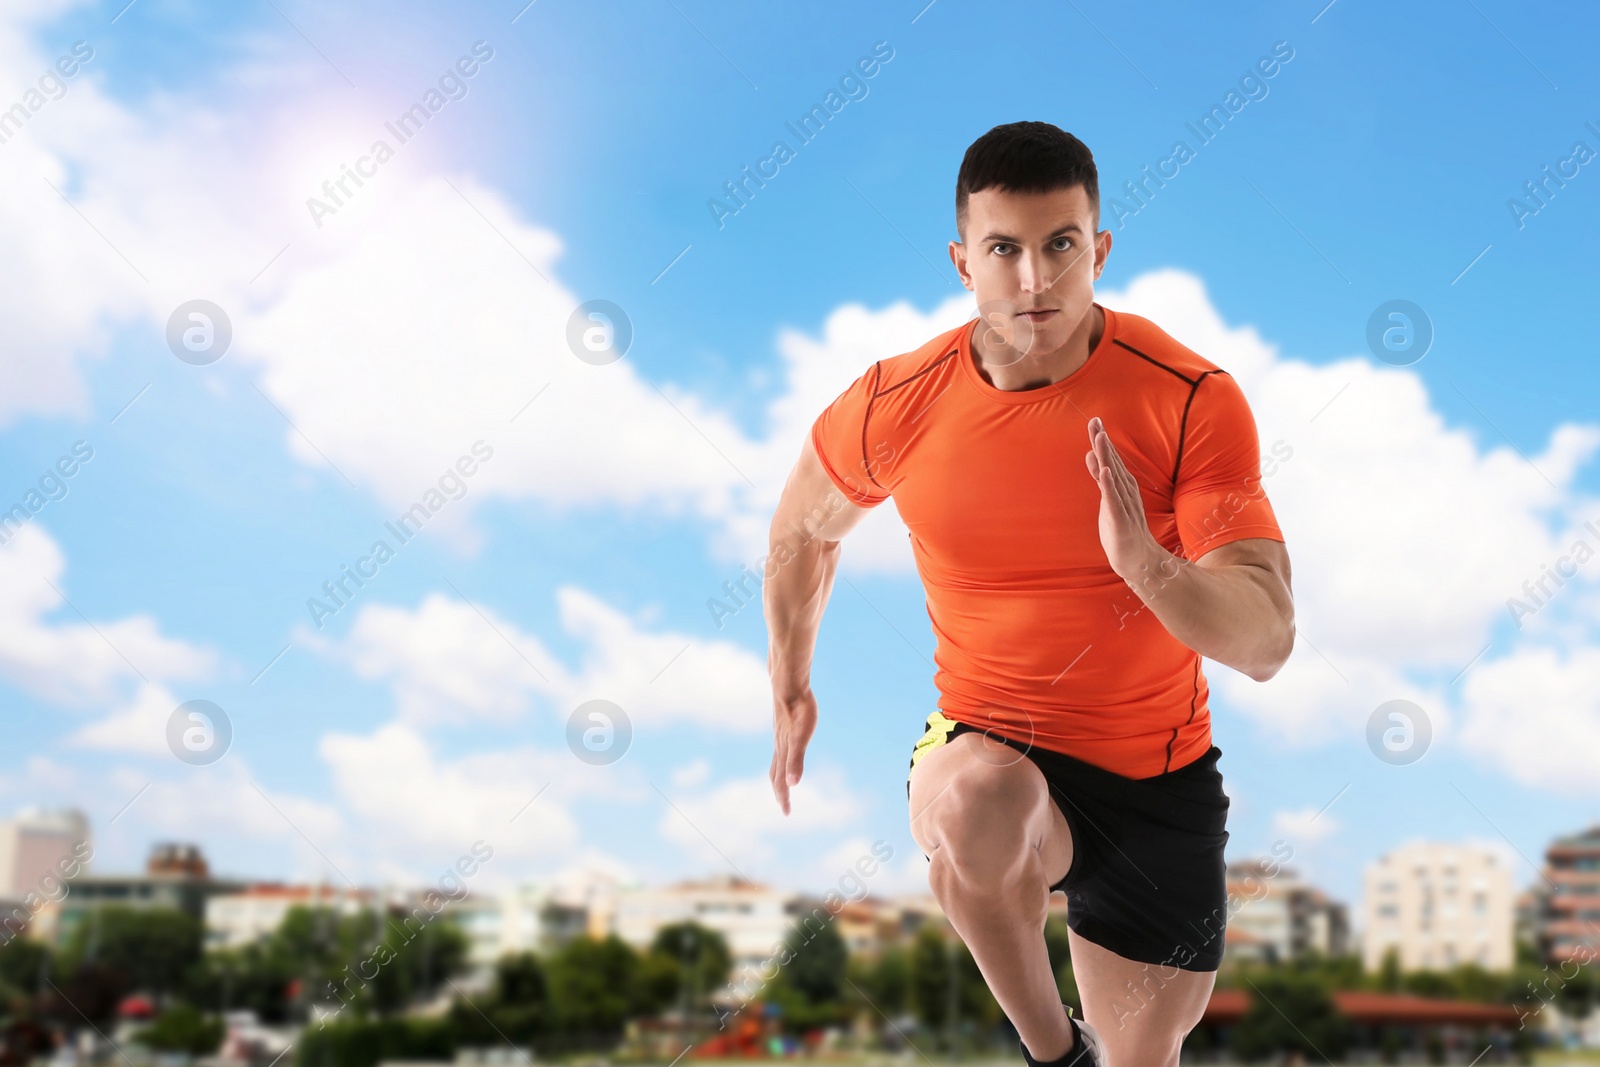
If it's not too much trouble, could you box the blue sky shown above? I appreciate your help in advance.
[2,0,1599,926]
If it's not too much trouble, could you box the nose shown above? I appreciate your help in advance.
[1018,249,1050,295]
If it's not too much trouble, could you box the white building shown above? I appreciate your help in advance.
[452,885,589,971]
[1223,858,1349,965]
[0,808,90,899]
[444,863,636,975]
[613,874,797,991]
[1362,841,1514,972]
[205,884,375,949]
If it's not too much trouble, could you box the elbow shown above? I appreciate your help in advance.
[1244,623,1296,683]
[1245,662,1281,684]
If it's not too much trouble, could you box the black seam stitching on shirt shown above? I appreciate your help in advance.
[1171,369,1226,487]
[861,362,887,492]
[873,349,958,397]
[1165,658,1203,774]
[1113,338,1197,386]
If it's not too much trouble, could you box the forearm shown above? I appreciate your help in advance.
[1118,542,1293,682]
[763,529,841,697]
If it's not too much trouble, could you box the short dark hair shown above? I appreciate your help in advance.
[955,121,1099,240]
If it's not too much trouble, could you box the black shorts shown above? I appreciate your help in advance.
[906,711,1231,973]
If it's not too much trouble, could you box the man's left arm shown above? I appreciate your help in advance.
[1115,529,1294,682]
[1084,375,1295,682]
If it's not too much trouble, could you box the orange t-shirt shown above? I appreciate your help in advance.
[810,303,1285,778]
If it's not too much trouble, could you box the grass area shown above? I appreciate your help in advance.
[1536,1049,1600,1065]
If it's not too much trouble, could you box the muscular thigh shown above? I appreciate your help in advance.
[1070,927,1216,1066]
[907,731,1073,885]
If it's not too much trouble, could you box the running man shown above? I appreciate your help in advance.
[763,122,1294,1067]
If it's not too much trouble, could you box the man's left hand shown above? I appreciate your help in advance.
[1085,415,1162,581]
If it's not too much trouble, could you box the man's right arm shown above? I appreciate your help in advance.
[764,433,873,814]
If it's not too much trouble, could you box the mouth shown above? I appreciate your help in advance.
[1018,309,1058,322]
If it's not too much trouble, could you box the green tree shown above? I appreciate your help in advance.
[271,903,376,1017]
[784,911,848,1004]
[1450,962,1502,1004]
[545,935,642,1044]
[764,911,850,1032]
[494,950,548,1004]
[0,938,50,997]
[847,945,908,1015]
[186,940,300,1023]
[44,959,125,1025]
[909,925,951,1031]
[1306,950,1365,991]
[1508,954,1600,1021]
[647,921,732,1013]
[365,912,470,1016]
[952,935,1001,1029]
[1404,969,1458,998]
[135,1003,224,1054]
[275,905,367,970]
[1232,974,1353,1063]
[184,903,471,1025]
[1556,960,1598,1019]
[1375,945,1403,993]
[61,907,202,1002]
[296,1017,457,1067]
[486,951,548,1041]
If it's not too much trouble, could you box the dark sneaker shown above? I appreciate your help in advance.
[1020,1003,1105,1067]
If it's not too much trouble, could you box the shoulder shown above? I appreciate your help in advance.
[868,321,968,397]
[1107,307,1230,388]
[819,320,967,432]
[814,320,967,429]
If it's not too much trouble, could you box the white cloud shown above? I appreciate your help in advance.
[656,765,864,868]
[317,593,561,727]
[1206,649,1449,750]
[234,181,991,570]
[66,681,183,755]
[556,586,769,732]
[1458,644,1600,795]
[53,760,351,885]
[136,764,348,865]
[311,584,771,732]
[0,5,363,429]
[0,49,141,424]
[0,525,215,709]
[671,758,712,789]
[811,836,919,898]
[318,721,589,868]
[1272,806,1341,846]
[0,753,80,798]
[8,27,981,566]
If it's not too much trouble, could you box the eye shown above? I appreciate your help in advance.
[991,243,1013,255]
[1053,237,1073,251]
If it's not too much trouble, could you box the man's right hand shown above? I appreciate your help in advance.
[769,685,818,815]
[763,434,873,816]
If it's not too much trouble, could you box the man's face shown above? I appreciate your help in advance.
[949,184,1111,358]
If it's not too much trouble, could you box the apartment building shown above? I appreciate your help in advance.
[1362,842,1513,972]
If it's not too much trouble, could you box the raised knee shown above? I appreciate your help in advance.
[924,764,1038,875]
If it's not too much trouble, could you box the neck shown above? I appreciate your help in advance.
[972,304,1104,392]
